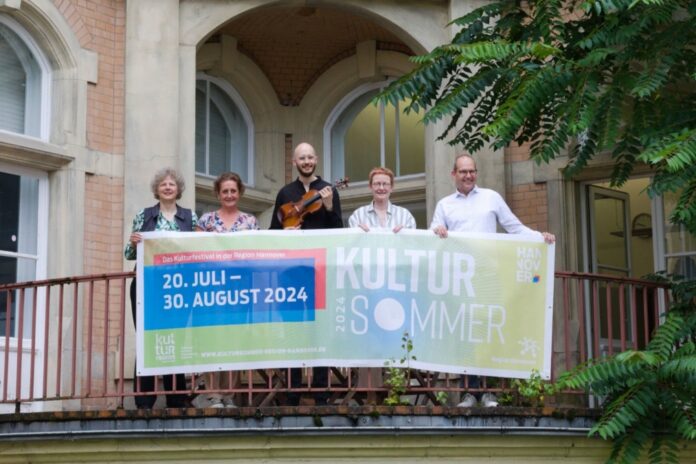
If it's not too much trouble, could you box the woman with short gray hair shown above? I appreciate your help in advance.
[124,167,197,409]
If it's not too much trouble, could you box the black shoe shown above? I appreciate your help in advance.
[165,394,189,408]
[135,397,156,410]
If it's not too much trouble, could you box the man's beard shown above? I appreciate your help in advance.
[298,164,316,178]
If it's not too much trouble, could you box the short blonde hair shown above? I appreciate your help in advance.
[368,167,395,186]
[150,167,185,200]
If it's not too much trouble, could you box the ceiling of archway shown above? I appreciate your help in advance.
[212,6,414,106]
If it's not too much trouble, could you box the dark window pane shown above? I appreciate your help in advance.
[0,256,17,336]
[0,171,20,253]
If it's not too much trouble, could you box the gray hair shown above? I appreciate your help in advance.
[150,167,185,200]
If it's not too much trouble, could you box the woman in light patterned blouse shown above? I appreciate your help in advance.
[192,172,258,408]
[196,172,259,233]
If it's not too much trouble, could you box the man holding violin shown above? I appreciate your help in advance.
[270,142,343,230]
[270,142,343,405]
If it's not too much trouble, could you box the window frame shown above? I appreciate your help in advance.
[0,14,51,141]
[323,80,424,185]
[652,191,696,278]
[194,73,254,186]
[0,160,48,340]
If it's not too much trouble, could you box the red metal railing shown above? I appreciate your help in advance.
[0,271,669,411]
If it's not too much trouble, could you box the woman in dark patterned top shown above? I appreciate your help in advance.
[125,167,197,409]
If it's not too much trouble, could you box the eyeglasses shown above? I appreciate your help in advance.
[371,182,392,188]
[457,169,477,176]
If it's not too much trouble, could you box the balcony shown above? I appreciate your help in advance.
[0,269,667,411]
[0,270,673,460]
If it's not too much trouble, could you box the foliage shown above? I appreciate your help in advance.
[434,391,449,405]
[383,332,416,406]
[377,1,696,461]
[496,391,515,406]
[555,276,696,463]
[512,368,557,407]
[377,0,696,234]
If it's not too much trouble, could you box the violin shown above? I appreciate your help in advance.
[277,178,349,228]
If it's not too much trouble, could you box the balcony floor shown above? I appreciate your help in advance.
[0,405,600,439]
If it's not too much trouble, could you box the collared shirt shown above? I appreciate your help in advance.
[269,177,343,230]
[430,186,541,238]
[348,201,416,230]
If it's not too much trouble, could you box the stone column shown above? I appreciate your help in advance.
[425,120,455,223]
[178,43,197,201]
[124,0,184,234]
[446,0,505,196]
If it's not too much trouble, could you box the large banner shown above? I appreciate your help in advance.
[136,229,555,379]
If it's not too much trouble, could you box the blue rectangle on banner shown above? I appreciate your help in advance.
[143,258,316,330]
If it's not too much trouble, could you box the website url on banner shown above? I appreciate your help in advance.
[201,346,327,358]
[491,357,536,365]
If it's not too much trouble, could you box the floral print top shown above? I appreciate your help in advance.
[124,209,198,260]
[196,211,259,233]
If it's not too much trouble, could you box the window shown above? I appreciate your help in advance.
[0,163,47,337]
[195,75,253,184]
[326,83,424,183]
[661,191,696,279]
[0,16,49,139]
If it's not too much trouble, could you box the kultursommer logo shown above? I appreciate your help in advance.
[155,333,176,362]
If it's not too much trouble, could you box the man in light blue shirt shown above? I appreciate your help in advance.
[431,153,555,407]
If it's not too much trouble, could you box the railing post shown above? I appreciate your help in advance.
[14,289,24,405]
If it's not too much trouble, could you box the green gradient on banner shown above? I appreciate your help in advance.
[136,229,554,379]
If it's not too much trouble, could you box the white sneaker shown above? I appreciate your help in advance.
[222,395,238,408]
[456,393,477,407]
[481,392,499,407]
[191,393,224,408]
